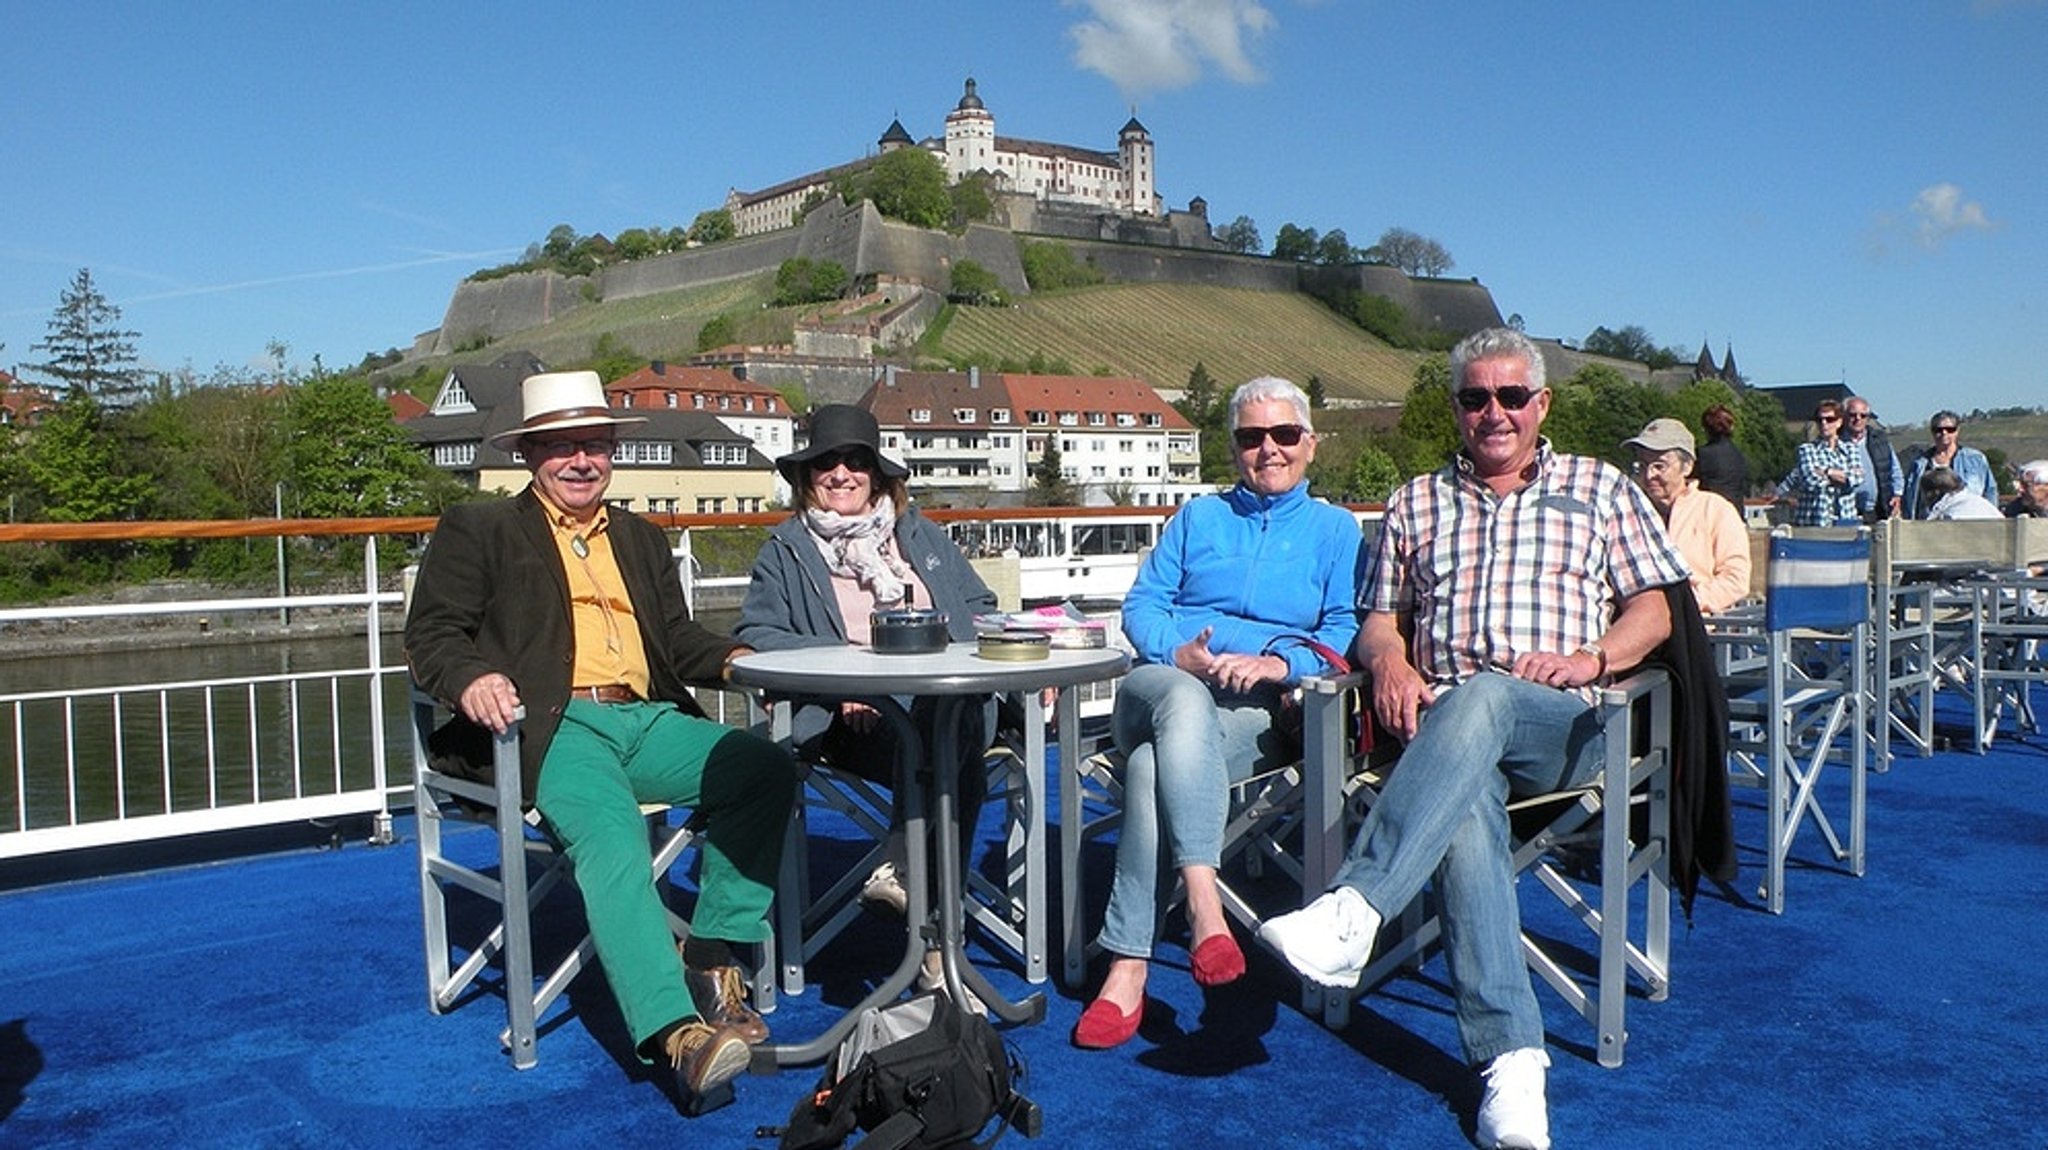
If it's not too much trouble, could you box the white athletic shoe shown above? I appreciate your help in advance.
[1475,1047,1551,1150]
[1255,885,1380,988]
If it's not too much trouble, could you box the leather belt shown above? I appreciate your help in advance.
[572,684,642,705]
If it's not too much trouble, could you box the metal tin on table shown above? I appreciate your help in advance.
[977,630,1051,661]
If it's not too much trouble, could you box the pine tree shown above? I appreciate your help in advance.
[30,269,145,408]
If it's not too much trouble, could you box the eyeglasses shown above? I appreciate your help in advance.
[1932,425,1959,435]
[1453,386,1540,413]
[809,449,875,473]
[1232,424,1308,450]
[1817,414,1841,424]
[1631,457,1681,477]
[527,437,616,460]
[1845,411,1871,421]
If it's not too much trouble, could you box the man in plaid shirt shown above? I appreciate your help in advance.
[1260,328,1689,1150]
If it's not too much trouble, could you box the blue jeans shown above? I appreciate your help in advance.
[1330,672,1604,1065]
[1096,663,1293,958]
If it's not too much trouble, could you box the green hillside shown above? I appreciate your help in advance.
[932,282,1426,403]
[394,276,1428,407]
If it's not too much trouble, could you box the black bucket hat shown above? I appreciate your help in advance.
[776,404,909,486]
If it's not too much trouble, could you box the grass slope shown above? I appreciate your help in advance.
[936,282,1425,403]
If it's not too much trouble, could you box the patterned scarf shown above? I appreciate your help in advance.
[804,495,913,607]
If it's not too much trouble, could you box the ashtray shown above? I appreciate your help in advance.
[870,607,950,654]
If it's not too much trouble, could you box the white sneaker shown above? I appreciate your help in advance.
[859,861,908,916]
[1475,1047,1551,1150]
[1255,886,1380,988]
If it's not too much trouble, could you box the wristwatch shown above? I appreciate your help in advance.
[1575,641,1608,681]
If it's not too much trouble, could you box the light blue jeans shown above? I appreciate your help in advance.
[1096,662,1294,958]
[1330,672,1604,1065]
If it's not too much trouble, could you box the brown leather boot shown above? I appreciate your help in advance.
[683,962,770,1045]
[664,1019,750,1113]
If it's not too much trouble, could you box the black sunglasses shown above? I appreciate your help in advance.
[1232,424,1307,450]
[1453,386,1540,413]
[809,448,875,472]
[1931,425,1959,434]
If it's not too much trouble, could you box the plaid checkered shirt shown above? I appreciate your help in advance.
[1363,440,1691,702]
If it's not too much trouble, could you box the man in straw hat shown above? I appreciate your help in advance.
[405,370,794,1113]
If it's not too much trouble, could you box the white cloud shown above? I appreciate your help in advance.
[1909,182,1995,249]
[1065,0,1277,96]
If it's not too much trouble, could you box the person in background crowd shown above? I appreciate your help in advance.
[405,371,795,1113]
[1692,403,1749,510]
[1074,376,1363,1053]
[1624,418,1751,614]
[1842,397,1902,524]
[1784,399,1863,527]
[1903,410,1998,518]
[1259,329,1688,1150]
[2002,460,2048,519]
[1919,467,2003,521]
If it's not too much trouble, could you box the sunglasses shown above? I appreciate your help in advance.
[809,448,875,472]
[1231,424,1308,450]
[1845,411,1871,420]
[1453,386,1540,413]
[527,437,617,460]
[1817,414,1841,424]
[1932,425,1959,434]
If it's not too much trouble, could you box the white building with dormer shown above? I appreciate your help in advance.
[727,77,1160,238]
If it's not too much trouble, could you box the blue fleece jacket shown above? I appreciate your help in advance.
[1120,480,1365,682]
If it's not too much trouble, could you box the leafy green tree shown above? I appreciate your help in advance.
[1393,356,1460,474]
[614,228,659,260]
[30,268,145,407]
[19,392,154,521]
[1017,241,1104,291]
[1272,223,1318,262]
[686,209,736,245]
[1581,324,1684,370]
[851,148,951,229]
[1543,364,1663,465]
[1365,227,1454,277]
[1215,215,1261,254]
[1734,387,1795,494]
[947,260,1004,305]
[948,173,996,227]
[696,313,737,352]
[1346,440,1404,503]
[284,375,441,517]
[1314,229,1354,266]
[1171,361,1237,485]
[586,332,640,382]
[772,258,850,306]
[1305,375,1327,409]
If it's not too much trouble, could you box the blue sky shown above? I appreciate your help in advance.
[4,1,2043,426]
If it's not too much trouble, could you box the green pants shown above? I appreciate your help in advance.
[533,699,795,1056]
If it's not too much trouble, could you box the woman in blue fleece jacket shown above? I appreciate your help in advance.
[1074,376,1365,1050]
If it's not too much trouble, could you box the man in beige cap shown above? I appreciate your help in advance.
[405,370,794,1113]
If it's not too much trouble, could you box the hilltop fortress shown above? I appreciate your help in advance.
[421,78,1501,363]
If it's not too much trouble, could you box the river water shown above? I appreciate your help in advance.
[1,609,743,834]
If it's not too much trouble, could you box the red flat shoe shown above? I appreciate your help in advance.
[1072,996,1144,1049]
[1190,932,1246,987]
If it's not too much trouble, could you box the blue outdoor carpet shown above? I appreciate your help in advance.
[3,694,2045,1149]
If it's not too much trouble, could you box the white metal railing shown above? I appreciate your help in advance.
[2,538,401,859]
[0,504,1389,863]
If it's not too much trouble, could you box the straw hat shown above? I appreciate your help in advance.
[488,371,645,446]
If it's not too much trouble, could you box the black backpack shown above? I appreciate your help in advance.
[777,991,1037,1150]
